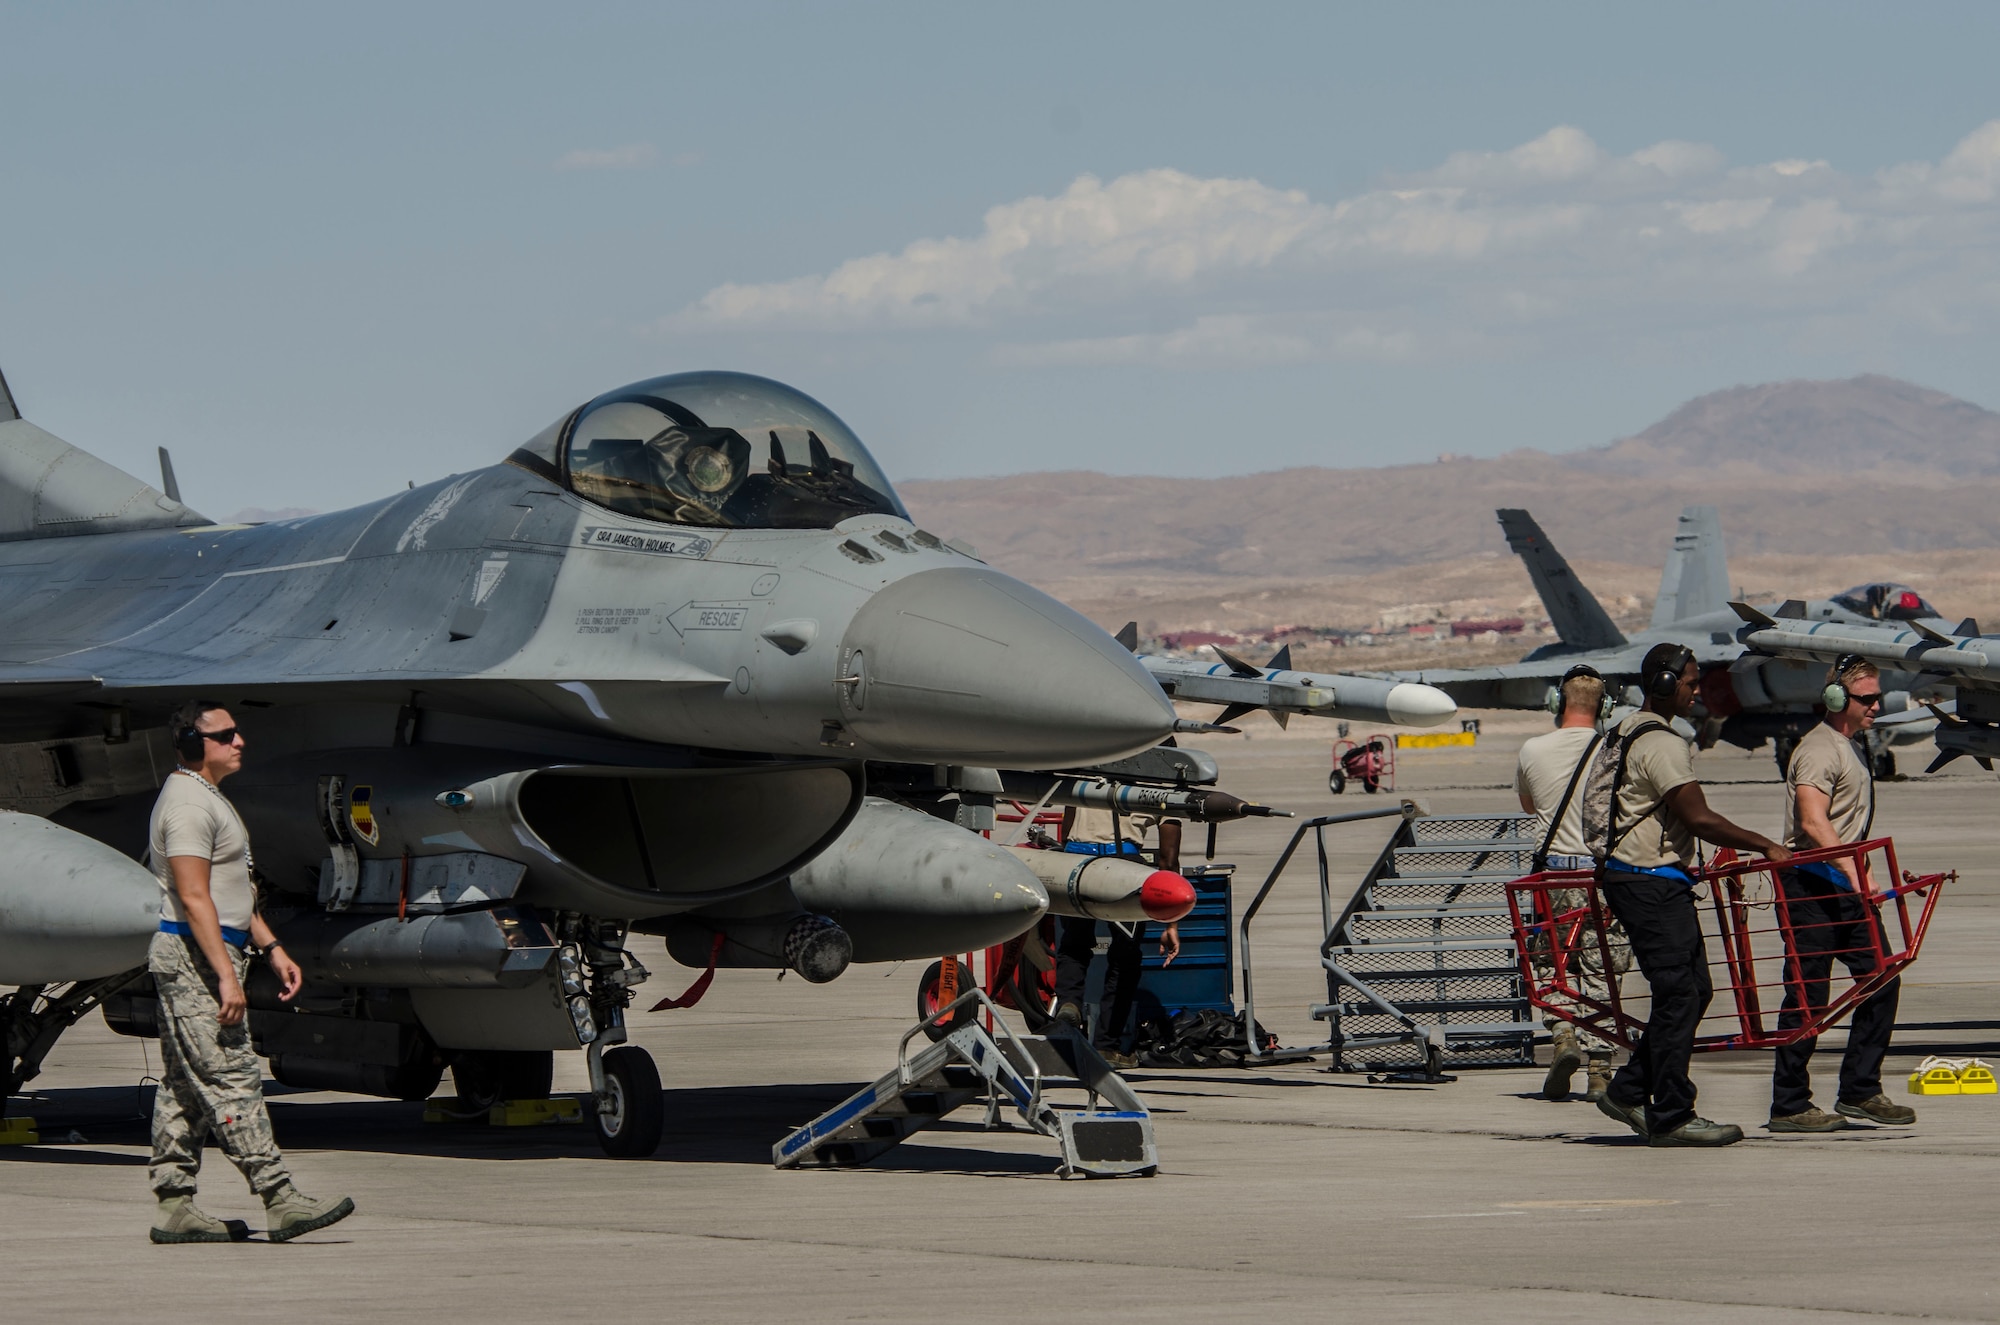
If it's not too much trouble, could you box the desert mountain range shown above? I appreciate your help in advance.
[900,374,2000,644]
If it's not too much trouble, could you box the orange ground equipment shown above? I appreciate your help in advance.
[1504,838,1949,1052]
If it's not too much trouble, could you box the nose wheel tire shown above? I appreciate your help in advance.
[592,1046,663,1158]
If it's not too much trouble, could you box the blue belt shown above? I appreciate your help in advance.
[1605,859,1696,887]
[1062,841,1143,857]
[1791,860,1854,893]
[161,919,250,948]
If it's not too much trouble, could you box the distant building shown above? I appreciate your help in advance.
[1450,617,1524,638]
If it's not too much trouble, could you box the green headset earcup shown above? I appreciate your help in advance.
[1824,683,1848,713]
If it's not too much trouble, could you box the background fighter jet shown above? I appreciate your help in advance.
[0,365,1196,1157]
[1381,506,1948,772]
[1730,604,2000,773]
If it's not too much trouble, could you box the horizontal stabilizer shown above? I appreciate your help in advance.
[1496,509,1625,650]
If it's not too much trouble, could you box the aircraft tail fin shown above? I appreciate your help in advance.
[1496,509,1626,650]
[0,367,208,539]
[1650,505,1730,627]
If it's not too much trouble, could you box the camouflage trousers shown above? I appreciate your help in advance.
[1532,887,1634,1054]
[148,932,292,1199]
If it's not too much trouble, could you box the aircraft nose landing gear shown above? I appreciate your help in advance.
[588,1039,663,1158]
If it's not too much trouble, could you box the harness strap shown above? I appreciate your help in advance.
[1534,729,1605,871]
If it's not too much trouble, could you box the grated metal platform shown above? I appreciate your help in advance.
[1313,814,1539,1073]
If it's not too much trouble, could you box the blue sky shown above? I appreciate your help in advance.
[4,2,2000,516]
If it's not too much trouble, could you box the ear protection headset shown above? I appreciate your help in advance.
[1546,663,1615,720]
[1823,653,1866,713]
[175,724,207,763]
[1645,646,1696,701]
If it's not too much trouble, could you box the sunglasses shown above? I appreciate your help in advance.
[197,726,244,746]
[1847,692,1885,709]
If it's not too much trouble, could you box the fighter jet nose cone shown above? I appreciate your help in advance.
[1385,681,1458,728]
[840,567,1174,767]
[1139,870,1197,923]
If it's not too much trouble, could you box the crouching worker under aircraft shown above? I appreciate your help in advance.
[146,699,355,1244]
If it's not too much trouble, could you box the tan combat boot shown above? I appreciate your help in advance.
[1541,1024,1583,1100]
[149,1193,249,1244]
[264,1184,356,1243]
[1584,1052,1615,1103]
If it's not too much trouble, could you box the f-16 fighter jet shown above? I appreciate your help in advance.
[0,366,1186,1157]
[1381,507,1946,774]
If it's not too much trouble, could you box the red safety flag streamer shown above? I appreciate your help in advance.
[649,932,726,1011]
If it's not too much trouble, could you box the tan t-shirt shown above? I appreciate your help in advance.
[1605,713,1698,869]
[1516,726,1600,857]
[1784,723,1872,850]
[150,770,257,933]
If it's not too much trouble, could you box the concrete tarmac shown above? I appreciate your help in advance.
[8,718,2000,1322]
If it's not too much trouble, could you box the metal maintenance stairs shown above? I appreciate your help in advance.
[1314,813,1540,1074]
[773,989,1158,1177]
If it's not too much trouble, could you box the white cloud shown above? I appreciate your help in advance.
[554,143,659,171]
[673,120,2000,365]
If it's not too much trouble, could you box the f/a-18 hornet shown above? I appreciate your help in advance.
[0,367,1233,1157]
[1383,506,1947,774]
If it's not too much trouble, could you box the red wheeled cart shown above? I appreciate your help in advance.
[1504,838,1949,1052]
[1329,735,1395,795]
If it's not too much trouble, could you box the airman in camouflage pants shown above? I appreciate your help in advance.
[148,931,292,1199]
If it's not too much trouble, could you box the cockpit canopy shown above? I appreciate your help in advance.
[511,371,908,531]
[1832,582,1939,622]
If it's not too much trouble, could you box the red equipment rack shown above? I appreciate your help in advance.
[1504,838,1950,1053]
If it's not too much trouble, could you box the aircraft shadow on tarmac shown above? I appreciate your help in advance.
[3,1081,1062,1176]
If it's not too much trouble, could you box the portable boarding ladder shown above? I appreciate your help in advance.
[1240,807,1540,1075]
[774,988,1157,1177]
